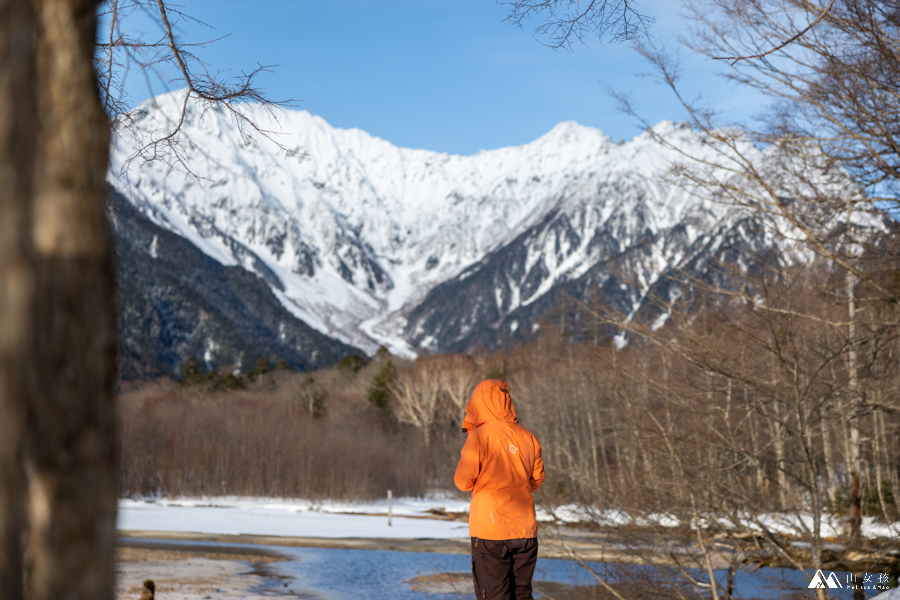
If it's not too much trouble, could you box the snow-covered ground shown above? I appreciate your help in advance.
[539,506,900,540]
[119,496,900,541]
[118,496,472,539]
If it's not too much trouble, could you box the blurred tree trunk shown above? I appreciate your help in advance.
[0,1,37,598]
[0,0,117,599]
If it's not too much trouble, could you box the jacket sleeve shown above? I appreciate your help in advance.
[454,433,481,492]
[529,436,545,492]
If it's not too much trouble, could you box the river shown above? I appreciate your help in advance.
[122,537,892,599]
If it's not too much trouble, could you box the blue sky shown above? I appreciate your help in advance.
[112,0,760,155]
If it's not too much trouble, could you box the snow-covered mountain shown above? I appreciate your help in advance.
[109,92,759,364]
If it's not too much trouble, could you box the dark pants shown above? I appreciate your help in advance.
[471,537,538,600]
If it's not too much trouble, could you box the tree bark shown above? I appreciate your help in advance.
[771,401,788,510]
[846,253,862,548]
[0,1,38,597]
[24,1,118,600]
[821,416,836,509]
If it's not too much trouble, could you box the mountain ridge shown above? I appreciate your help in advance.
[110,92,759,362]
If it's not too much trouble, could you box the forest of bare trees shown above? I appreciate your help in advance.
[499,2,900,595]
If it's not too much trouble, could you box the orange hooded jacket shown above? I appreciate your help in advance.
[454,379,545,540]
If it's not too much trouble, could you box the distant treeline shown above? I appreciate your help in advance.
[119,360,448,501]
[120,302,900,522]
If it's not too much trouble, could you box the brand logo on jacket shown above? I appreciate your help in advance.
[509,445,518,455]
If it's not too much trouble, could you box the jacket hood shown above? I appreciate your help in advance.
[462,379,518,432]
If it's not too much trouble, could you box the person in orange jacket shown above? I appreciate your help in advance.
[454,379,545,600]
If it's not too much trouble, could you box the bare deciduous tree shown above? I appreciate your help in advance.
[433,354,480,423]
[390,361,444,447]
[628,0,900,549]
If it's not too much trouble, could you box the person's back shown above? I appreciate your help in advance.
[454,379,545,600]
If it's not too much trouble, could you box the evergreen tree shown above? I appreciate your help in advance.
[179,356,208,386]
[367,359,396,410]
[247,356,273,382]
[336,353,368,373]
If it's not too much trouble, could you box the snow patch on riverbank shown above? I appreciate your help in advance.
[119,496,900,542]
[118,496,471,539]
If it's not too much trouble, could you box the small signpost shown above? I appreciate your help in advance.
[387,490,393,527]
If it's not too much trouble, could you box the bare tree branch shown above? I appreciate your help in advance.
[502,0,653,48]
[97,0,298,184]
[714,0,837,65]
